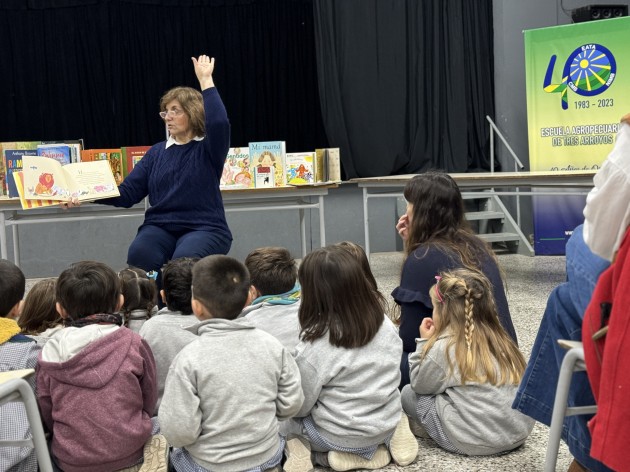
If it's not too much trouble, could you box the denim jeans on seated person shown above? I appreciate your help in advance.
[512,225,612,472]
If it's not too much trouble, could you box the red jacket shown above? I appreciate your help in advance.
[583,228,630,471]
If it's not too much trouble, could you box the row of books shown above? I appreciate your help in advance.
[0,141,151,199]
[0,139,341,210]
[221,142,341,189]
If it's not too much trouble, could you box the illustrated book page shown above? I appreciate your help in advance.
[22,156,120,201]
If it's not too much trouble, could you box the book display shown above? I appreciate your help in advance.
[0,136,341,208]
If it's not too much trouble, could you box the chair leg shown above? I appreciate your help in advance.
[543,348,582,472]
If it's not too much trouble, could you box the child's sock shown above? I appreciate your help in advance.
[327,445,391,471]
[388,413,419,465]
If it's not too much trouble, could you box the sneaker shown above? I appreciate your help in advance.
[408,417,430,439]
[388,414,419,466]
[284,436,313,472]
[328,445,391,471]
[139,434,169,472]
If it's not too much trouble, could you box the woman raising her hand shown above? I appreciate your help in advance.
[97,55,232,286]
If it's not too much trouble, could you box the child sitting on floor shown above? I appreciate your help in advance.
[401,268,534,456]
[118,267,158,332]
[239,247,301,351]
[159,255,303,472]
[18,278,63,344]
[139,257,199,414]
[0,259,41,472]
[36,260,167,472]
[282,245,417,472]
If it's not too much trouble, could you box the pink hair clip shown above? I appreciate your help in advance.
[434,275,444,303]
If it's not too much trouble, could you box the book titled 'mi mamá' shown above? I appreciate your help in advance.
[248,141,286,187]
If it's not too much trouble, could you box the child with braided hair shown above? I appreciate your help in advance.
[118,267,158,332]
[401,268,534,456]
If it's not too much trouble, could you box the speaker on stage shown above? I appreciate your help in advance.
[571,4,628,22]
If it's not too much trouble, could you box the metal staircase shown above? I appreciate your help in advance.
[463,191,532,255]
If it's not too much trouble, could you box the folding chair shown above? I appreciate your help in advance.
[543,341,597,472]
[0,369,53,472]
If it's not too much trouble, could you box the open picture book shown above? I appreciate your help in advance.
[22,156,120,202]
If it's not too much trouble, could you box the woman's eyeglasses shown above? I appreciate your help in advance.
[159,109,184,120]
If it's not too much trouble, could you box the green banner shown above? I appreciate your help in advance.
[525,17,630,170]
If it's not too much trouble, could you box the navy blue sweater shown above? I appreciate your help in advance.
[392,244,516,354]
[100,88,231,239]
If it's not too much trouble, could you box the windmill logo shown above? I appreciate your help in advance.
[543,43,616,109]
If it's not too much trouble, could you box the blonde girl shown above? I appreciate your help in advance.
[401,268,534,456]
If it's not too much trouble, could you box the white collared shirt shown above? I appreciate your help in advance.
[165,135,204,149]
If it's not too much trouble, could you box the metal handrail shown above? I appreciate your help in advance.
[486,115,527,228]
[486,115,526,172]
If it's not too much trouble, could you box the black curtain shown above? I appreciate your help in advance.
[0,0,328,152]
[313,0,495,178]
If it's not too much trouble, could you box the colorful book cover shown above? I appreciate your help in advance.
[221,147,252,188]
[285,152,316,185]
[253,166,275,188]
[0,141,40,196]
[4,149,37,198]
[37,144,72,166]
[40,139,84,163]
[248,141,286,187]
[13,171,58,210]
[121,146,151,178]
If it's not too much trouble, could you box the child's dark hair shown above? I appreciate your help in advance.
[298,246,384,349]
[192,255,250,320]
[56,261,121,319]
[0,259,26,317]
[162,257,198,314]
[118,267,158,318]
[18,278,60,335]
[245,247,297,296]
[334,241,380,293]
[403,171,491,269]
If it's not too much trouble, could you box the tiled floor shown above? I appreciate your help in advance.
[364,251,572,472]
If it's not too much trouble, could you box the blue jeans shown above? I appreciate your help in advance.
[512,225,611,471]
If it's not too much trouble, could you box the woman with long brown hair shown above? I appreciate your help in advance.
[393,171,516,387]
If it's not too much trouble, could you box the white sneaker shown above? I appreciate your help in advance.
[284,437,313,472]
[388,414,419,466]
[328,445,391,471]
